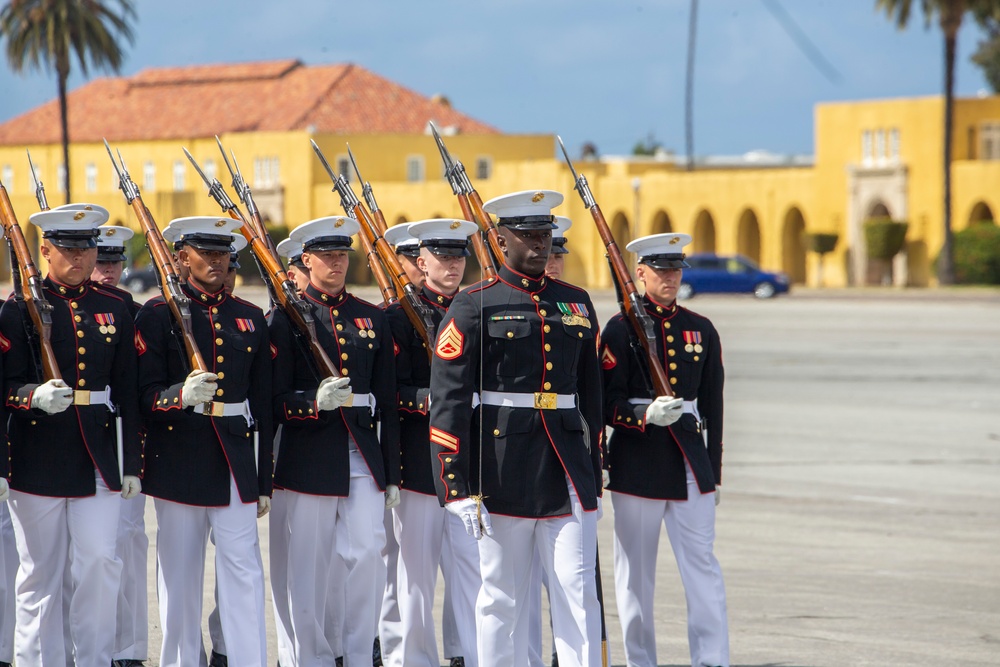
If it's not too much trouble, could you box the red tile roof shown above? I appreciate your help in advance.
[0,59,498,145]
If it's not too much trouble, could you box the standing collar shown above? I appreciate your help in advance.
[182,280,227,307]
[643,293,678,317]
[305,283,349,307]
[45,275,88,299]
[498,263,547,293]
[422,284,457,308]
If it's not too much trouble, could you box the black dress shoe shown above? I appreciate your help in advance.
[551,651,559,667]
[209,651,228,667]
[372,637,383,667]
[449,657,466,667]
[335,658,344,667]
[112,661,146,667]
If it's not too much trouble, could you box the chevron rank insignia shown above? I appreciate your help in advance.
[601,345,617,370]
[430,427,459,452]
[134,330,147,355]
[435,320,464,361]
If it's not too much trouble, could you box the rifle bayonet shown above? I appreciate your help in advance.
[105,140,140,203]
[347,144,380,214]
[26,150,48,210]
[183,148,238,212]
[557,135,596,209]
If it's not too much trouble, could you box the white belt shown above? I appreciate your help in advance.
[73,386,113,411]
[342,392,376,416]
[196,399,252,426]
[480,390,576,410]
[629,397,699,418]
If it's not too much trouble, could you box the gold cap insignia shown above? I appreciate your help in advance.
[450,220,461,230]
[215,220,227,227]
[531,192,545,203]
[334,218,345,227]
[73,212,86,221]
[669,236,681,244]
[83,206,93,210]
[106,228,116,236]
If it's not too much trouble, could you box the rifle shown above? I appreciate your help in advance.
[183,146,338,380]
[344,146,400,307]
[428,122,499,280]
[310,140,436,361]
[27,150,49,211]
[0,175,61,381]
[557,136,674,398]
[105,140,208,373]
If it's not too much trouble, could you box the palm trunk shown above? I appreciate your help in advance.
[58,73,71,204]
[940,31,957,285]
[684,0,698,171]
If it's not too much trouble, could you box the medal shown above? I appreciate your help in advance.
[99,325,108,334]
[685,344,694,353]
[368,330,376,339]
[358,329,367,338]
[694,344,702,353]
[683,330,702,354]
[107,325,117,335]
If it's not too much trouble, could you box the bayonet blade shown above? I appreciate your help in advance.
[310,139,339,183]
[347,144,364,183]
[556,135,580,182]
[215,136,238,182]
[182,148,211,188]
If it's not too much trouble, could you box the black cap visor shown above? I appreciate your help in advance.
[394,245,421,258]
[421,239,470,257]
[639,253,689,269]
[179,233,235,253]
[496,215,557,231]
[97,248,127,262]
[43,230,99,249]
[551,239,569,255]
[303,235,355,253]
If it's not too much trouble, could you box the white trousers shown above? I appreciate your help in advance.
[9,473,122,667]
[271,448,386,667]
[0,502,19,663]
[154,475,266,667]
[326,549,347,659]
[439,508,482,665]
[612,469,729,667]
[389,491,480,667]
[477,484,601,667]
[378,504,402,665]
[113,492,148,660]
[527,546,554,667]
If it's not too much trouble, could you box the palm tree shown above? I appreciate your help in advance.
[876,0,995,285]
[0,0,136,203]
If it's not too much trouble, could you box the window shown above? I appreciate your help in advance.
[1,165,11,187]
[889,128,900,162]
[980,122,1000,160]
[336,156,351,183]
[861,130,873,166]
[57,164,66,193]
[85,163,98,193]
[875,129,886,164]
[406,156,425,183]
[253,156,280,187]
[173,160,186,191]
[475,156,492,180]
[204,159,217,184]
[143,162,156,192]
[270,157,280,186]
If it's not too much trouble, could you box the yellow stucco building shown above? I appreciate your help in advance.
[2,59,999,289]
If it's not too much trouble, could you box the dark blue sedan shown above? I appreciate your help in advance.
[679,253,790,299]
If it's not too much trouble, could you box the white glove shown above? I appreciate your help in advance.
[645,396,684,427]
[446,497,493,540]
[715,487,721,507]
[384,484,400,509]
[121,475,142,500]
[0,478,8,502]
[181,370,218,407]
[602,469,611,489]
[31,379,74,414]
[257,496,271,518]
[317,376,352,411]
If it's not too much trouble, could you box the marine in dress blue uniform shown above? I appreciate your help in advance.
[601,233,729,667]
[134,216,272,667]
[429,191,604,667]
[0,208,140,667]
[268,216,400,667]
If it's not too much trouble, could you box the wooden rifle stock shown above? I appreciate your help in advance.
[455,192,498,281]
[557,137,673,398]
[105,142,207,373]
[0,182,62,381]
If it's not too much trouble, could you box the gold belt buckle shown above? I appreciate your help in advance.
[73,390,91,405]
[533,392,557,410]
[201,401,225,417]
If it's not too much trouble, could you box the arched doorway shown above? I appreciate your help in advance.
[692,210,716,254]
[781,208,807,284]
[867,201,892,219]
[862,199,894,285]
[736,209,761,264]
[651,210,673,235]
[968,201,994,226]
[611,211,632,265]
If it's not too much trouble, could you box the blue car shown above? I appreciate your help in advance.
[678,253,790,299]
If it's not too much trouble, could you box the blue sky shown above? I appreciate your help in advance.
[0,0,993,157]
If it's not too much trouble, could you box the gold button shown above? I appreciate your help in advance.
[543,382,551,390]
[332,310,339,316]
[78,363,85,370]
[408,401,413,407]
[212,307,218,314]
[664,322,671,329]
[539,309,547,316]
[215,322,222,330]
[451,490,458,496]
[77,330,84,338]
[667,335,674,343]
[445,457,453,463]
[670,363,677,370]
[544,343,551,351]
[298,409,303,414]
[246,346,252,352]
[216,338,223,345]
[217,356,224,363]
[308,408,313,414]
[336,324,344,331]
[506,331,513,338]
[173,397,179,403]
[217,372,225,379]
[626,417,632,423]
[578,332,583,338]
[543,325,551,333]
[106,337,111,342]
[545,362,553,370]
[532,295,540,302]
[167,425,173,431]
[341,353,348,360]
[339,338,346,344]
[216,388,224,396]
[78,347,86,354]
[31,420,37,425]
[670,377,678,385]
[656,306,663,313]
[74,315,82,322]
[78,379,86,387]
[342,368,349,376]
[448,474,455,480]
[70,301,78,308]
[368,343,373,349]
[694,355,700,361]
[638,420,643,426]
[245,432,250,438]
[668,349,676,357]
[493,429,500,436]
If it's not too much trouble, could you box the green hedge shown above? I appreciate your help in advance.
[864,218,908,261]
[953,222,1000,285]
[805,232,838,255]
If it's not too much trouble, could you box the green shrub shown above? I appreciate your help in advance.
[805,232,838,255]
[952,222,1000,285]
[864,218,908,261]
